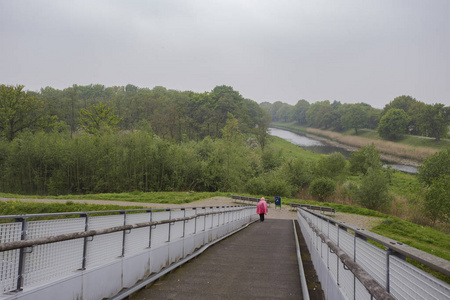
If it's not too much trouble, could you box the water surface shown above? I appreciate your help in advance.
[269,127,418,174]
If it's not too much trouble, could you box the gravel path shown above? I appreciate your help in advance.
[1,196,383,230]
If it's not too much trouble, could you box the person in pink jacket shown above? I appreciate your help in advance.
[256,197,268,222]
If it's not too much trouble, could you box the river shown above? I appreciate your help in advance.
[269,127,418,174]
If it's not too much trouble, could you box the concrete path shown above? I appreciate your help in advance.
[132,219,303,299]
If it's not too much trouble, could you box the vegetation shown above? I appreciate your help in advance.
[264,95,449,142]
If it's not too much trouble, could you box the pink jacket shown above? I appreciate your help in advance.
[256,199,267,215]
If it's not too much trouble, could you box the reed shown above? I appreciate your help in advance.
[306,128,438,161]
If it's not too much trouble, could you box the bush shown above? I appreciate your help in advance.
[281,157,312,190]
[418,149,450,186]
[352,167,392,211]
[313,152,347,179]
[424,175,450,226]
[349,143,382,175]
[377,108,411,140]
[309,177,336,201]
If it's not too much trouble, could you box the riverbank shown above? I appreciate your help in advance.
[305,132,421,167]
[271,123,440,167]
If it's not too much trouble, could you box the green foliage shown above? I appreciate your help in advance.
[0,85,49,141]
[261,149,283,172]
[418,149,450,186]
[313,152,347,179]
[351,167,392,211]
[419,103,450,141]
[281,157,312,191]
[349,143,382,175]
[293,99,310,125]
[423,175,450,226]
[340,103,369,134]
[309,177,336,201]
[377,108,411,140]
[79,101,123,135]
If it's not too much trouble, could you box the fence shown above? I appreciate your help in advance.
[0,205,257,300]
[297,208,450,300]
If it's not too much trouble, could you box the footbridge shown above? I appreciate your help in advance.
[0,201,449,300]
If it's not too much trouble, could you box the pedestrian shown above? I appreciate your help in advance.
[256,197,268,222]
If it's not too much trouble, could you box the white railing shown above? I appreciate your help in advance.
[297,208,450,300]
[0,206,257,300]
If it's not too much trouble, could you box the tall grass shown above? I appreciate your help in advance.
[306,128,438,161]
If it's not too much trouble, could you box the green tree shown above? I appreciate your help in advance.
[309,177,336,201]
[419,103,450,141]
[79,102,123,135]
[423,175,450,226]
[349,143,382,175]
[377,108,411,140]
[293,99,310,125]
[418,149,450,186]
[0,85,47,141]
[352,167,392,211]
[254,111,271,151]
[313,152,347,179]
[341,104,369,134]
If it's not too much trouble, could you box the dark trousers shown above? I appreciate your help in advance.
[259,213,265,222]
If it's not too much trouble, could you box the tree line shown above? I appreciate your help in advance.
[0,84,269,142]
[262,95,450,141]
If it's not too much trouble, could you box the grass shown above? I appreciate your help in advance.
[268,135,324,162]
[0,200,147,222]
[271,122,449,161]
[0,191,229,205]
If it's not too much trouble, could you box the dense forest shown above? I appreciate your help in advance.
[0,84,272,195]
[261,96,450,141]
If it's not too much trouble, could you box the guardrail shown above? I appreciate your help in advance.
[231,195,271,206]
[297,207,450,300]
[290,203,335,214]
[0,206,257,300]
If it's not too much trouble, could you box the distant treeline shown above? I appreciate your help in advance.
[0,84,268,141]
[261,96,449,141]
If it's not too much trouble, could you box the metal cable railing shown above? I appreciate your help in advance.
[297,208,450,300]
[0,205,256,297]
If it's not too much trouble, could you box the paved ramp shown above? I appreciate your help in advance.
[132,219,302,299]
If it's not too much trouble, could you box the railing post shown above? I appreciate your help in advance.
[193,208,197,234]
[15,217,27,291]
[203,207,206,231]
[80,213,89,270]
[182,208,186,238]
[386,247,406,294]
[121,211,127,257]
[148,210,153,248]
[167,209,172,242]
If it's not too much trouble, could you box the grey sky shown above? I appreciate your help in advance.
[1,0,449,108]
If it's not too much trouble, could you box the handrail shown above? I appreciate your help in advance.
[0,205,242,221]
[299,209,395,300]
[299,207,450,277]
[0,207,246,252]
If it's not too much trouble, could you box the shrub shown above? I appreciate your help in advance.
[313,152,347,179]
[309,177,336,201]
[349,143,382,175]
[418,149,450,186]
[377,108,411,140]
[423,175,450,226]
[352,167,392,211]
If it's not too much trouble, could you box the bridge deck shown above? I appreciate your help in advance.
[132,219,303,299]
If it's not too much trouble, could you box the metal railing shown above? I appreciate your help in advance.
[297,208,450,300]
[0,206,257,299]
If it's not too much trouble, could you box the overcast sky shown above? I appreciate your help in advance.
[1,0,449,108]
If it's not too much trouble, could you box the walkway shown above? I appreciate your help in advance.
[132,219,303,299]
